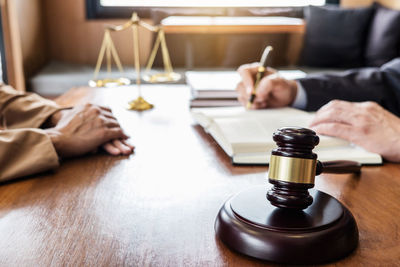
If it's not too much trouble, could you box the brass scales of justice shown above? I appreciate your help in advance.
[89,12,181,111]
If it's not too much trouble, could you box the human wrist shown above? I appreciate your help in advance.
[288,80,298,106]
[291,81,307,109]
[44,128,64,158]
[50,109,68,126]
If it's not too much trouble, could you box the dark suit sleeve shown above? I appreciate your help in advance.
[297,58,400,116]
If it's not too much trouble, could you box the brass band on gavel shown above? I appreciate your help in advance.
[268,155,317,184]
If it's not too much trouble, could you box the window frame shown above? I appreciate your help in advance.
[0,6,8,84]
[86,0,339,19]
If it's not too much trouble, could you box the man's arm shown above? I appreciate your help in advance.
[236,58,400,115]
[298,58,400,116]
[0,129,59,182]
[0,85,62,129]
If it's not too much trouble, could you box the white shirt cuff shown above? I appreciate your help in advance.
[291,81,307,109]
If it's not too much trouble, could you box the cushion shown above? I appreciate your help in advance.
[365,3,400,67]
[301,5,374,68]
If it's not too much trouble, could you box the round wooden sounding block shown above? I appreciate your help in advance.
[214,127,359,264]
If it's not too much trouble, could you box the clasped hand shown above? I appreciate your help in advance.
[45,103,134,158]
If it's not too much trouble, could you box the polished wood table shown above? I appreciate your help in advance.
[0,85,399,266]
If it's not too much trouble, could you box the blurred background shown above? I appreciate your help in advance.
[0,0,397,96]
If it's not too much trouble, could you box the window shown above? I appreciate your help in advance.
[87,0,337,19]
[100,0,326,7]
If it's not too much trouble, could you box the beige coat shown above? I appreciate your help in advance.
[0,85,61,182]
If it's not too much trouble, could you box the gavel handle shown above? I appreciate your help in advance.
[316,160,361,175]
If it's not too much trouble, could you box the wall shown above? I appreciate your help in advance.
[1,0,25,91]
[14,0,48,79]
[43,0,153,67]
[18,0,399,86]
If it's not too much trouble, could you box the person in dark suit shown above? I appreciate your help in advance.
[236,58,400,162]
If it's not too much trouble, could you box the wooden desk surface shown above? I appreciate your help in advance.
[0,85,399,266]
[161,16,305,34]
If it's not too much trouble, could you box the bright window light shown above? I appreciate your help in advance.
[100,0,325,7]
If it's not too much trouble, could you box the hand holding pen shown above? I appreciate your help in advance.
[247,46,273,109]
[236,47,299,109]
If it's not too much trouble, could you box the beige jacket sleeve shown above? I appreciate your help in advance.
[0,85,62,182]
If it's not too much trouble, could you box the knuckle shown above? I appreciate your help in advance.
[91,106,101,115]
[95,116,105,126]
[237,64,247,72]
[362,101,379,112]
[267,78,276,85]
[326,109,337,118]
[265,78,274,87]
[359,124,371,135]
[236,82,244,91]
[329,99,341,107]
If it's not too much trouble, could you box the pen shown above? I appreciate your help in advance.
[247,45,273,109]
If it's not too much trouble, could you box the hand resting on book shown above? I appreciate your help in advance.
[310,100,400,162]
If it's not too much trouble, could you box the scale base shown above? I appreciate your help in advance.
[143,72,181,83]
[215,186,358,264]
[89,78,130,88]
[127,96,154,111]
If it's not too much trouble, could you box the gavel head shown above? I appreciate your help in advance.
[267,127,320,210]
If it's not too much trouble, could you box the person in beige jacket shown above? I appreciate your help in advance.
[0,85,134,182]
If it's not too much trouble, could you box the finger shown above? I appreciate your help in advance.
[310,103,363,127]
[310,108,353,127]
[112,139,133,155]
[252,100,268,109]
[236,82,249,106]
[101,116,121,128]
[265,66,277,76]
[238,94,249,107]
[120,139,135,151]
[311,122,355,142]
[99,105,112,112]
[237,63,259,92]
[104,127,129,141]
[102,142,121,155]
[252,77,275,107]
[101,110,117,120]
[316,99,354,114]
[236,82,247,95]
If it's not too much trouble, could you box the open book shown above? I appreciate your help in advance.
[191,107,382,165]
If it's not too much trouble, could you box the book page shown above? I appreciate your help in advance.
[193,107,349,149]
[212,117,273,154]
[192,107,379,164]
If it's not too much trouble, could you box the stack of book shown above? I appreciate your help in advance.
[186,70,307,108]
[186,71,241,108]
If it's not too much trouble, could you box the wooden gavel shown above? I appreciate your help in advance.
[267,127,361,210]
